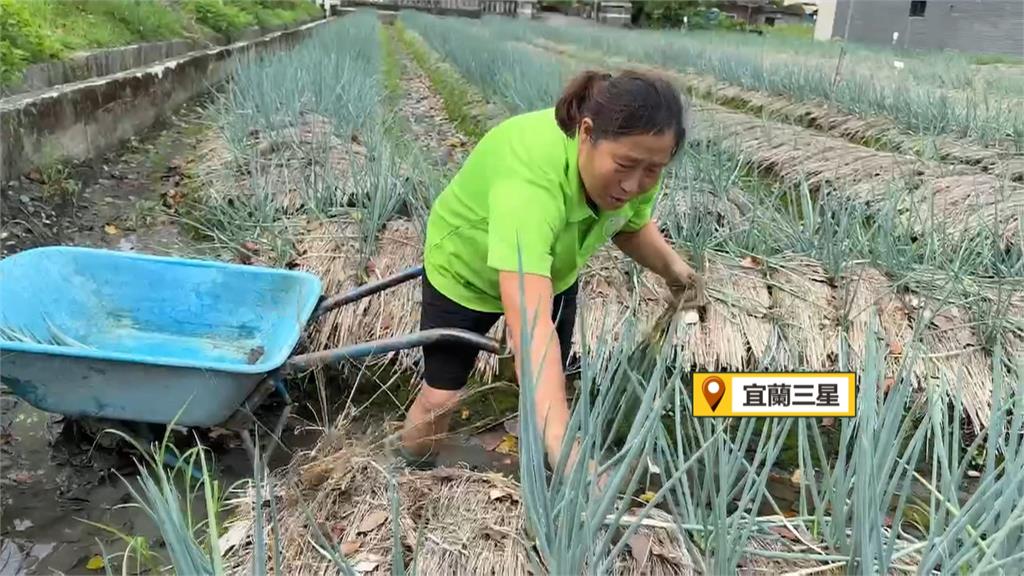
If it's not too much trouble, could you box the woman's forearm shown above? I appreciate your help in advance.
[613,220,690,278]
[498,271,573,469]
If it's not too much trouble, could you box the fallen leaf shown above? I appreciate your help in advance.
[503,416,520,437]
[86,555,105,570]
[883,377,896,394]
[822,417,835,427]
[246,346,265,365]
[330,523,345,541]
[740,256,763,269]
[481,526,505,541]
[352,552,382,573]
[340,540,361,556]
[888,338,904,355]
[218,520,249,553]
[357,510,389,533]
[767,525,802,542]
[638,491,656,504]
[103,223,120,235]
[931,313,957,332]
[460,407,470,420]
[489,487,516,501]
[494,434,518,455]
[628,533,652,565]
[790,468,802,484]
[427,468,463,481]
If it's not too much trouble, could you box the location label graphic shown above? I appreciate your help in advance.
[702,376,725,412]
[693,373,856,417]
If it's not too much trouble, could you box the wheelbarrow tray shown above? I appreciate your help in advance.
[0,247,322,427]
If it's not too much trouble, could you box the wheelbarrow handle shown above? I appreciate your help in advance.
[284,328,503,373]
[312,265,424,320]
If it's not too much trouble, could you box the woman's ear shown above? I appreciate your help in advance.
[579,117,594,141]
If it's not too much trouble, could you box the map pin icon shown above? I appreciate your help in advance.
[703,376,726,412]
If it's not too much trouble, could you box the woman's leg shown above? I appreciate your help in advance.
[400,275,500,461]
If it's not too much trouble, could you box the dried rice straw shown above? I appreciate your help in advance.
[221,431,693,576]
[674,253,772,373]
[358,218,424,372]
[906,298,994,431]
[765,256,840,371]
[837,265,913,377]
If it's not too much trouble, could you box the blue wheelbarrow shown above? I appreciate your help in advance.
[0,246,502,461]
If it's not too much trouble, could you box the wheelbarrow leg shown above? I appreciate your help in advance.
[237,374,292,470]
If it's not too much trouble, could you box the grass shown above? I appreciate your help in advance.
[764,23,813,41]
[0,0,322,87]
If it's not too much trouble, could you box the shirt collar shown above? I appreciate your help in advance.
[565,131,597,222]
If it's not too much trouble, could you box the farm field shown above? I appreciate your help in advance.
[1,7,1022,575]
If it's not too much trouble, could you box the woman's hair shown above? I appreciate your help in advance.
[555,69,687,155]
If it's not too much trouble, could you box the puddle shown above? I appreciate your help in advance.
[0,389,320,574]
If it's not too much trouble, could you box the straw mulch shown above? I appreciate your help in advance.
[671,67,1021,171]
[192,113,360,214]
[357,218,425,372]
[220,432,697,576]
[705,105,928,198]
[837,265,914,377]
[910,173,1024,249]
[576,245,634,357]
[673,253,773,372]
[765,257,840,372]
[906,298,994,431]
[296,218,367,353]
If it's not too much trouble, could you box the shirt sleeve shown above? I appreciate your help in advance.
[486,178,564,277]
[620,178,662,233]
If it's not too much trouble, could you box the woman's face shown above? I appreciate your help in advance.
[577,117,676,212]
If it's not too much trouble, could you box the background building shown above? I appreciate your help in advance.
[816,0,1024,57]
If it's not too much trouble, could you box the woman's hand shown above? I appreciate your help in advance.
[663,261,706,309]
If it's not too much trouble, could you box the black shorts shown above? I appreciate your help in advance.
[419,272,577,391]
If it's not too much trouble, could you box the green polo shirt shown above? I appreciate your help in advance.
[423,107,660,313]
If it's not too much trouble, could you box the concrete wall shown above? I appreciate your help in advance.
[832,0,1024,56]
[1,18,324,98]
[815,0,837,41]
[0,18,332,185]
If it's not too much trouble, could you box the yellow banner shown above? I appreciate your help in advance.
[692,372,856,417]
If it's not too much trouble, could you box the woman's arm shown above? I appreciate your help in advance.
[497,270,575,471]
[613,220,696,284]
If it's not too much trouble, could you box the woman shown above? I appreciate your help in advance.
[398,69,702,473]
